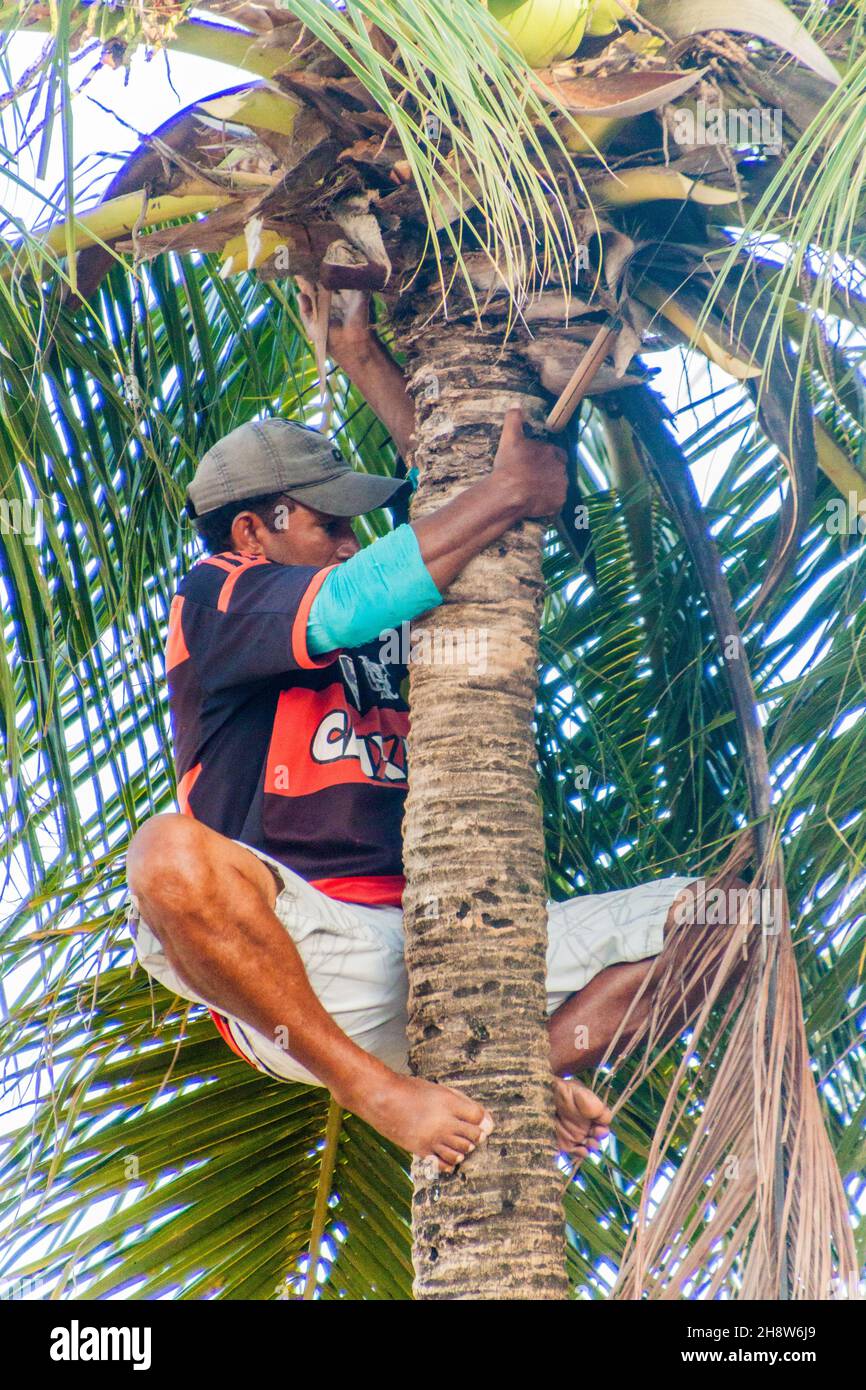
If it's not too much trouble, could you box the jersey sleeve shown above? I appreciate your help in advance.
[175,555,342,692]
[306,524,442,655]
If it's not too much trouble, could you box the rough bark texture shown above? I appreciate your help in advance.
[398,317,568,1300]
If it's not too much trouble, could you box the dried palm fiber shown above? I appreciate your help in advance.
[596,840,856,1298]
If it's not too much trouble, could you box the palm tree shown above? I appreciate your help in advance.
[0,0,864,1299]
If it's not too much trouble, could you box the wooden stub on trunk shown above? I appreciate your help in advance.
[398,319,569,1300]
[545,321,619,433]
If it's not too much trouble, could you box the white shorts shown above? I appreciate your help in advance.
[129,842,696,1087]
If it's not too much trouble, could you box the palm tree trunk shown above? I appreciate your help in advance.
[397,316,568,1300]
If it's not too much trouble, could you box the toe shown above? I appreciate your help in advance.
[555,1124,589,1159]
[559,1080,611,1130]
[448,1134,474,1156]
[450,1091,479,1116]
[436,1144,464,1168]
[556,1118,588,1149]
[449,1091,491,1129]
[592,1098,613,1127]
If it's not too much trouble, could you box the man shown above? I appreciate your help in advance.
[126,288,712,1173]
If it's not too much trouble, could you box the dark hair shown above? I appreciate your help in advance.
[185,491,289,554]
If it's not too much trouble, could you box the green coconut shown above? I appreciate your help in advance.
[487,0,589,68]
[585,0,638,37]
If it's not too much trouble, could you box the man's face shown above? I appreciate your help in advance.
[228,497,361,567]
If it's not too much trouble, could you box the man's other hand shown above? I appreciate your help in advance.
[295,276,374,365]
[492,408,568,520]
[295,276,415,460]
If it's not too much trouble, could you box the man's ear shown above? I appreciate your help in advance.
[229,510,264,555]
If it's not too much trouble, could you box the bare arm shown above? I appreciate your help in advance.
[296,279,416,460]
[334,335,416,463]
[410,408,568,591]
[295,281,567,590]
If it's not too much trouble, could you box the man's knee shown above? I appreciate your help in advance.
[127,813,210,908]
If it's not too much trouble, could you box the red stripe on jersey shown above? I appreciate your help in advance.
[166,595,189,672]
[177,761,202,815]
[200,556,236,574]
[216,553,269,613]
[310,874,405,907]
[291,565,341,669]
[265,685,408,798]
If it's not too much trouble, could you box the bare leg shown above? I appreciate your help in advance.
[548,875,750,1074]
[127,814,492,1172]
[548,955,660,1076]
[547,875,750,1152]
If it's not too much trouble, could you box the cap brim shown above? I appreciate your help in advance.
[289,470,409,518]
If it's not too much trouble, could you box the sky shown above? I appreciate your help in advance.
[1,28,250,234]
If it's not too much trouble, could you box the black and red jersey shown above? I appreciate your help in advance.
[165,551,409,906]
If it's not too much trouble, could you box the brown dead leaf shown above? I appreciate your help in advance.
[534,65,704,116]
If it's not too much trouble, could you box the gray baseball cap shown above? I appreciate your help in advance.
[187,418,407,517]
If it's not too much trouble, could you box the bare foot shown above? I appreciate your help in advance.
[553,1077,611,1160]
[352,1073,494,1174]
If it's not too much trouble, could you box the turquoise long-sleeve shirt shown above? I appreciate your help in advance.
[306,522,442,655]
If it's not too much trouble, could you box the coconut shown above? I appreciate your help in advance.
[560,112,622,154]
[487,0,588,68]
[585,0,638,38]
